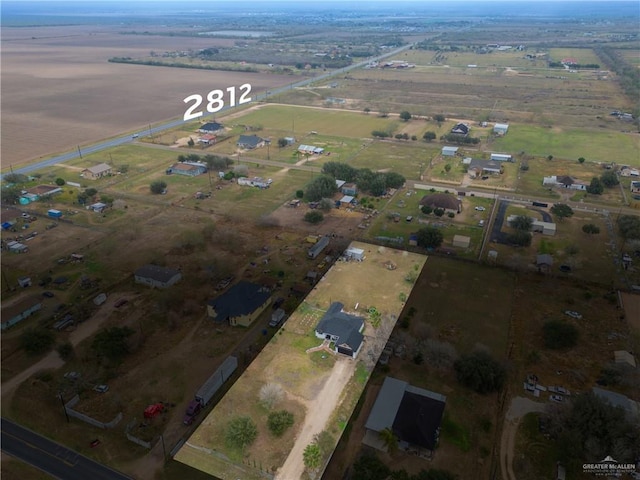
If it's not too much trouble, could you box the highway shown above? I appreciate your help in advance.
[1,417,134,480]
[6,44,411,179]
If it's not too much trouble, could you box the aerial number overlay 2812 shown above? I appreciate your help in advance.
[183,83,252,121]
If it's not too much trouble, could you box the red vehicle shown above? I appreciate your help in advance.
[144,403,164,419]
[183,400,202,425]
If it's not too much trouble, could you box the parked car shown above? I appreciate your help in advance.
[564,310,582,320]
[114,299,128,308]
[478,220,485,227]
[42,291,55,298]
[550,394,564,403]
[132,133,139,138]
[474,206,486,211]
[94,384,109,393]
[559,264,572,272]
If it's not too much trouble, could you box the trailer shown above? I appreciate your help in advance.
[47,209,62,218]
[195,356,238,406]
[307,236,329,259]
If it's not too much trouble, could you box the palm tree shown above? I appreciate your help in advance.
[379,427,399,454]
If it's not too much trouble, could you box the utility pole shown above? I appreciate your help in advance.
[77,146,83,160]
[59,393,70,423]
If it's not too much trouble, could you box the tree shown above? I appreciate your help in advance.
[3,173,28,184]
[55,177,65,186]
[322,162,358,182]
[372,130,390,138]
[295,189,304,199]
[363,107,371,114]
[56,342,74,361]
[416,226,444,249]
[543,320,579,349]
[433,207,445,217]
[318,198,334,211]
[506,230,532,246]
[267,410,294,437]
[550,203,574,221]
[259,382,284,409]
[454,351,506,394]
[578,157,585,164]
[618,215,640,241]
[303,443,322,473]
[150,180,167,194]
[85,187,98,197]
[433,114,446,125]
[384,172,406,189]
[305,175,338,201]
[399,111,412,121]
[421,205,433,215]
[547,155,554,161]
[444,164,451,173]
[187,137,195,147]
[586,177,604,194]
[20,328,54,356]
[304,211,324,224]
[314,430,335,457]
[378,428,399,454]
[582,223,600,234]
[1,185,22,204]
[226,416,257,451]
[277,137,288,148]
[423,131,437,142]
[77,192,89,205]
[91,326,135,363]
[352,453,391,480]
[369,174,388,197]
[509,215,533,231]
[600,170,619,187]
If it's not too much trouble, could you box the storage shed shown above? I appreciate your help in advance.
[441,146,459,157]
[345,247,365,261]
[48,209,62,218]
[493,123,509,135]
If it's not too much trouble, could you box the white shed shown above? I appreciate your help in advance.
[441,146,459,157]
[345,247,365,261]
[490,153,513,162]
[493,123,509,135]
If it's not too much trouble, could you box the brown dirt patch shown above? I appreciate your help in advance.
[620,291,640,334]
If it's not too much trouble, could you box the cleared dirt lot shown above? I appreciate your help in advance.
[1,25,302,166]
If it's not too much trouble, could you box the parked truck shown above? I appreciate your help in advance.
[194,356,238,407]
[183,399,202,425]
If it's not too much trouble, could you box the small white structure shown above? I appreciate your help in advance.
[493,123,509,135]
[507,215,556,236]
[490,153,513,162]
[237,177,270,188]
[345,247,365,261]
[442,146,459,157]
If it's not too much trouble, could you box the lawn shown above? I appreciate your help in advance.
[548,48,602,65]
[492,125,639,165]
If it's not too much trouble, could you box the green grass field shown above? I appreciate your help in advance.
[548,48,602,65]
[493,125,639,166]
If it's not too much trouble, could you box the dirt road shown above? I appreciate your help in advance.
[276,357,356,480]
[499,396,546,480]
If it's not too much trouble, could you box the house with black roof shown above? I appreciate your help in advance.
[363,376,446,458]
[450,123,470,136]
[314,302,364,358]
[134,264,182,289]
[198,122,224,134]
[237,135,267,150]
[207,281,272,327]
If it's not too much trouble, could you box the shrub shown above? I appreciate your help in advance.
[267,410,294,437]
[150,180,167,194]
[304,210,324,224]
[543,320,579,349]
[454,351,506,394]
[20,328,54,356]
[226,416,257,451]
[259,383,284,409]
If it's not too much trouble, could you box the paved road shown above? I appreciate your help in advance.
[5,44,411,179]
[1,417,134,480]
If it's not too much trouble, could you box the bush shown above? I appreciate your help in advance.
[454,351,506,394]
[150,180,167,194]
[259,383,284,409]
[267,410,294,437]
[421,205,433,215]
[56,342,74,361]
[304,211,324,224]
[20,328,54,356]
[55,178,65,186]
[582,223,600,234]
[543,320,579,349]
[226,416,257,451]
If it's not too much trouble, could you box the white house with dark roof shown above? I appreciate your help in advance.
[315,302,364,358]
[134,264,182,288]
[237,135,267,149]
[363,376,446,458]
[198,122,224,134]
[450,123,470,135]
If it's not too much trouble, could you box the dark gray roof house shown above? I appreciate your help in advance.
[314,302,364,358]
[198,122,224,133]
[134,264,182,289]
[451,123,470,135]
[207,281,271,327]
[419,193,462,213]
[237,135,266,149]
[592,387,639,420]
[363,376,447,457]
